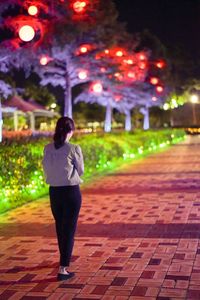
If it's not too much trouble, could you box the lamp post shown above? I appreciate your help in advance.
[190,94,198,126]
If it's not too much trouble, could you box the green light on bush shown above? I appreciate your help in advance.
[138,148,143,154]
[159,143,165,148]
[0,129,186,214]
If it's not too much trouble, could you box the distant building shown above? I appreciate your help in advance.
[2,95,59,131]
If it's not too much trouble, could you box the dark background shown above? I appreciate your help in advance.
[113,0,200,63]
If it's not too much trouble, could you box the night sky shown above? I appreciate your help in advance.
[113,0,200,62]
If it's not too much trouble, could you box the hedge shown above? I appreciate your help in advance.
[0,129,185,214]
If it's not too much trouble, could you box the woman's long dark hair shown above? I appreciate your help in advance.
[53,117,75,149]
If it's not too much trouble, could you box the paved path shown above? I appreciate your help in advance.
[0,135,200,300]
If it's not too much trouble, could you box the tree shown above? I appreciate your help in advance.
[0,0,124,117]
[74,45,167,132]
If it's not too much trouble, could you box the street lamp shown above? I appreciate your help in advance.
[190,94,198,125]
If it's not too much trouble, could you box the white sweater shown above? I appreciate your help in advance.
[42,142,84,186]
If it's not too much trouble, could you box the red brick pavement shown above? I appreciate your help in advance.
[0,135,200,299]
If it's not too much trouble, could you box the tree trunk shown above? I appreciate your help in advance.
[64,59,72,117]
[104,103,112,132]
[0,99,2,142]
[143,107,149,130]
[125,110,132,131]
[13,111,18,131]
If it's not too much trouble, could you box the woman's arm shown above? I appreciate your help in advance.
[74,145,84,176]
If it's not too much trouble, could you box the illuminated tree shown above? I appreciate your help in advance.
[74,45,168,131]
[37,42,116,117]
[0,0,126,117]
[0,0,168,129]
[73,43,152,131]
[0,0,102,48]
[75,55,167,132]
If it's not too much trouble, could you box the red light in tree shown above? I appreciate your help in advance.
[80,46,87,53]
[73,1,87,13]
[28,5,38,16]
[78,70,88,80]
[100,67,106,73]
[126,59,133,65]
[152,96,157,101]
[156,60,165,69]
[156,86,164,93]
[127,71,135,79]
[139,54,146,60]
[104,49,109,54]
[19,25,35,42]
[139,62,146,69]
[150,77,159,85]
[116,50,124,57]
[78,44,91,54]
[114,95,122,102]
[91,82,103,93]
[40,55,49,65]
[114,72,122,80]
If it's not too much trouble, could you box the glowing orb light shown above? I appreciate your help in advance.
[50,103,57,109]
[139,62,146,69]
[80,46,88,53]
[73,1,87,13]
[115,95,121,102]
[78,70,87,80]
[156,60,165,69]
[91,82,103,93]
[40,55,49,65]
[100,67,106,72]
[152,96,157,101]
[156,86,164,93]
[19,25,35,42]
[114,72,120,77]
[127,71,135,79]
[139,54,146,60]
[126,59,133,65]
[150,77,159,85]
[116,50,123,57]
[28,5,38,16]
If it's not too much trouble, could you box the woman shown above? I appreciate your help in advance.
[42,117,84,281]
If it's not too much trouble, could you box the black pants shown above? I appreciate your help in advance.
[49,185,82,267]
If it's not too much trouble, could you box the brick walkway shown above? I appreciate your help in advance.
[0,135,200,300]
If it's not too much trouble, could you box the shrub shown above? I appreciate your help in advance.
[0,129,185,214]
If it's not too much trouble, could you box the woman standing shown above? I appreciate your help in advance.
[42,117,84,281]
